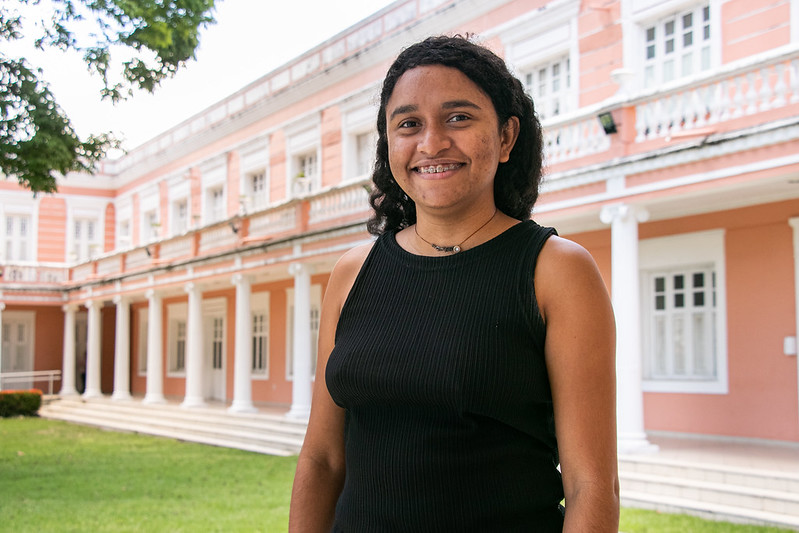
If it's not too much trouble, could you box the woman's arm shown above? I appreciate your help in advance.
[535,235,620,533]
[288,243,373,533]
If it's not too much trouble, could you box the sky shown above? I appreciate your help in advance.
[10,0,397,153]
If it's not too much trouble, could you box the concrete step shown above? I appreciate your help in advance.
[39,397,306,456]
[619,455,799,530]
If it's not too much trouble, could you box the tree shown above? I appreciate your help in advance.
[0,0,216,194]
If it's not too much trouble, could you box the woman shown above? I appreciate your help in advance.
[289,35,618,532]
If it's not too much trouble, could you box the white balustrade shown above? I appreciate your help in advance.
[248,205,296,237]
[635,57,799,142]
[72,263,93,281]
[199,225,237,253]
[159,236,193,260]
[308,184,370,224]
[543,115,611,165]
[96,256,120,276]
[125,248,151,270]
[1,264,66,283]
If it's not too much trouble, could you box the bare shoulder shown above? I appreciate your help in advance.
[535,235,609,321]
[324,240,375,314]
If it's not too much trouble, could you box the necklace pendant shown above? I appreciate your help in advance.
[431,243,457,253]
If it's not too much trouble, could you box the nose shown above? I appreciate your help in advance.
[418,123,451,156]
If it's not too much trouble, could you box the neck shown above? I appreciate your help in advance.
[414,207,498,254]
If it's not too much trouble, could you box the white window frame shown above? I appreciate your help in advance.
[207,186,226,223]
[341,92,379,182]
[521,55,572,121]
[499,0,579,122]
[142,209,160,243]
[3,212,34,262]
[200,156,228,225]
[238,136,270,212]
[72,216,101,262]
[285,284,322,381]
[1,311,35,379]
[171,198,189,235]
[251,292,270,379]
[285,113,322,198]
[633,0,720,91]
[640,229,728,394]
[167,303,188,376]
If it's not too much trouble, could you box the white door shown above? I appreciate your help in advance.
[205,315,225,401]
[1,312,34,389]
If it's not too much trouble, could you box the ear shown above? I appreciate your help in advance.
[498,116,520,163]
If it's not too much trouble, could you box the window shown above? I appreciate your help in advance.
[292,152,318,196]
[172,199,188,235]
[1,312,34,379]
[645,267,716,380]
[249,171,267,211]
[640,230,727,394]
[286,284,322,380]
[252,312,269,376]
[643,4,711,88]
[167,304,187,375]
[73,217,99,262]
[118,219,131,249]
[212,317,224,370]
[4,214,31,261]
[142,210,159,243]
[207,187,225,223]
[523,56,571,120]
[355,131,377,177]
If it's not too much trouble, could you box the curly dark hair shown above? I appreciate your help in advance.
[366,35,544,235]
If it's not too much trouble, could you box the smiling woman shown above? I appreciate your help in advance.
[289,35,619,533]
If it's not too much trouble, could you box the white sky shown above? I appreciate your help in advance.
[10,0,396,152]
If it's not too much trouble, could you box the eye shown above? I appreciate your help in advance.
[447,113,470,124]
[398,119,420,129]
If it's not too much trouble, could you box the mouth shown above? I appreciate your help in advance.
[413,163,463,174]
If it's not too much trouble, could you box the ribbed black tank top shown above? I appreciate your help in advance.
[326,220,563,532]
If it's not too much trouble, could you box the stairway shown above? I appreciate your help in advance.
[39,397,306,457]
[619,452,799,530]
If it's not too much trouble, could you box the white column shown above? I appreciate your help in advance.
[82,300,103,399]
[143,290,166,404]
[229,274,256,413]
[0,302,5,391]
[600,204,657,454]
[789,217,799,427]
[60,304,79,396]
[287,262,314,419]
[181,282,206,408]
[111,296,132,401]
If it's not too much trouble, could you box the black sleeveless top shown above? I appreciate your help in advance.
[326,220,563,532]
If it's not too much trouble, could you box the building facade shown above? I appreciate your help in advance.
[1,0,798,449]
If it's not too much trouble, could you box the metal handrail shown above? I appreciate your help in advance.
[0,370,62,395]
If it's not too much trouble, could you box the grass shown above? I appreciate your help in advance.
[1,417,296,532]
[1,417,794,533]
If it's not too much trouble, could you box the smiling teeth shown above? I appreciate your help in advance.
[418,164,459,174]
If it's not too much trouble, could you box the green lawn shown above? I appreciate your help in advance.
[0,418,793,532]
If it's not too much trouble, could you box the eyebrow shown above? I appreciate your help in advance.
[388,99,482,121]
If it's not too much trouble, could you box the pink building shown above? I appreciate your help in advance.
[1,0,798,450]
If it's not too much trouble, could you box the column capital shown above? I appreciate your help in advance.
[145,289,160,300]
[61,303,77,312]
[85,299,99,310]
[600,203,650,225]
[788,216,799,229]
[0,302,5,312]
[231,273,252,286]
[112,295,128,305]
[289,262,315,277]
[184,282,202,294]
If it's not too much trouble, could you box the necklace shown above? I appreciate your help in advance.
[414,208,498,254]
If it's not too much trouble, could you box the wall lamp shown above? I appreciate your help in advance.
[598,111,617,135]
[229,219,241,234]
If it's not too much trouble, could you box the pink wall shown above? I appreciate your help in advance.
[37,197,67,262]
[641,201,799,441]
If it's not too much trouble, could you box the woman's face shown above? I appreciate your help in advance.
[385,65,518,215]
